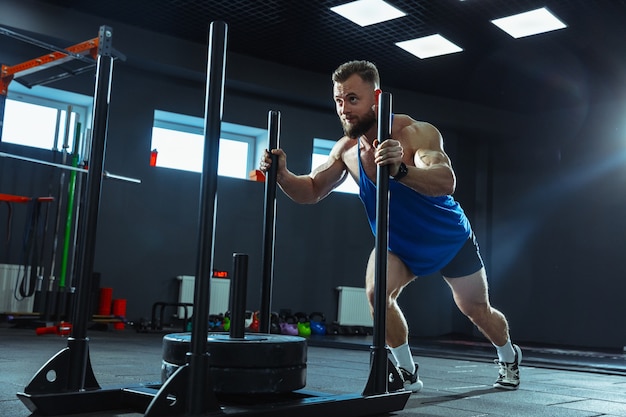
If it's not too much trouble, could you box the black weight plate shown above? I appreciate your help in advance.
[161,360,306,393]
[162,332,307,368]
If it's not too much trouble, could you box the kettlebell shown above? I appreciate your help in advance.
[249,311,260,332]
[270,312,282,334]
[294,312,311,337]
[279,314,299,336]
[309,311,327,335]
[297,321,311,337]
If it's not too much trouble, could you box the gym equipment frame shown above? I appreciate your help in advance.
[17,21,411,417]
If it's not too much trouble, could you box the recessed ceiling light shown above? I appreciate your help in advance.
[395,35,463,59]
[491,7,567,39]
[330,0,407,27]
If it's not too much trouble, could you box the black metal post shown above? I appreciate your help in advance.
[363,92,393,395]
[259,110,280,334]
[230,253,248,339]
[186,20,228,415]
[0,89,6,140]
[67,25,114,391]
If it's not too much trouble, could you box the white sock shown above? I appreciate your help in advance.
[494,340,515,363]
[389,342,415,374]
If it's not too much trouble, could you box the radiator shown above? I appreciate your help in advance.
[336,286,373,327]
[176,275,230,317]
[0,264,35,313]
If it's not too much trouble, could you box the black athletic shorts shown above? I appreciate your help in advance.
[440,232,484,278]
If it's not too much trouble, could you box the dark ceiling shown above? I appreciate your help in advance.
[27,0,626,112]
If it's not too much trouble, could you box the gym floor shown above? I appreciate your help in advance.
[1,324,625,417]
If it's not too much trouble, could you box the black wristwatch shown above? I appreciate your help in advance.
[392,162,408,181]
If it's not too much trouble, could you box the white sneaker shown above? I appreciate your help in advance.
[493,344,522,390]
[398,363,423,392]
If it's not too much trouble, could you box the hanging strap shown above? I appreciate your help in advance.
[1,201,12,257]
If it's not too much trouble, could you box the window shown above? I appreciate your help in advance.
[151,110,266,179]
[1,83,92,154]
[312,138,359,195]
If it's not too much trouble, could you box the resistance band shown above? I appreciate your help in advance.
[17,198,45,299]
[59,123,81,289]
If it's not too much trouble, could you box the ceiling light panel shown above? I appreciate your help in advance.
[330,0,407,27]
[396,35,463,59]
[491,7,567,39]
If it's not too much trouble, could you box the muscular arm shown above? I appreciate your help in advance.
[377,119,456,196]
[262,139,350,204]
[409,145,456,196]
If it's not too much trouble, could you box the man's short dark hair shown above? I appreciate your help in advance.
[332,60,380,88]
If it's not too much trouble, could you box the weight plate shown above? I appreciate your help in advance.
[162,332,307,368]
[161,360,307,393]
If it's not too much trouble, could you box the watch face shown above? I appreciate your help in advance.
[394,163,408,180]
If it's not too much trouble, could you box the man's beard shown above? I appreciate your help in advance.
[342,109,376,139]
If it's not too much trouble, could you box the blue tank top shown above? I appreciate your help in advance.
[358,151,471,276]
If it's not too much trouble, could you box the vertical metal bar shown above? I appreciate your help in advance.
[230,253,248,339]
[364,92,392,395]
[67,25,113,390]
[53,110,62,151]
[187,20,227,415]
[57,106,73,291]
[259,110,280,334]
[0,88,6,140]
